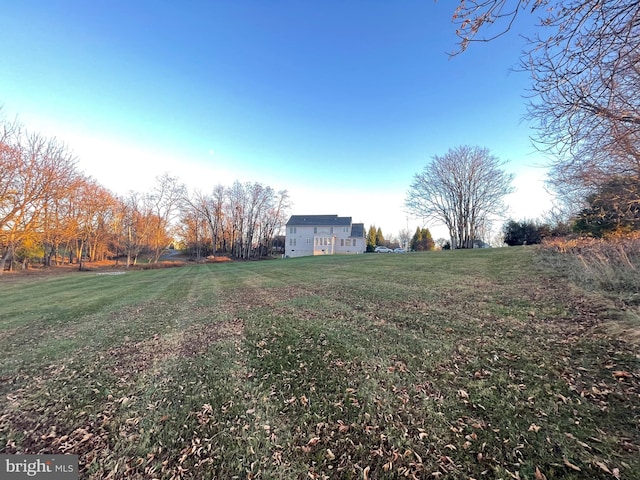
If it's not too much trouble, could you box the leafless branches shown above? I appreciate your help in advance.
[181,182,290,260]
[452,0,640,211]
[0,117,79,272]
[405,146,514,248]
[1,108,289,270]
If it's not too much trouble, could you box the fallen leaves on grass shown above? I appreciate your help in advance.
[563,456,582,472]
[534,466,547,479]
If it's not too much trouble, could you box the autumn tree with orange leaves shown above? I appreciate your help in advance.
[0,117,78,272]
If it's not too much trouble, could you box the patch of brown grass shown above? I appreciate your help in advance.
[205,255,232,263]
[105,317,244,383]
[538,233,640,346]
[539,234,640,294]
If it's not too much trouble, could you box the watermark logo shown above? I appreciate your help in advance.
[1,455,78,479]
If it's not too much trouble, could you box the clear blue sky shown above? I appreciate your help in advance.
[0,1,552,241]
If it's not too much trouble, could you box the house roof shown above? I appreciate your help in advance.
[286,215,352,226]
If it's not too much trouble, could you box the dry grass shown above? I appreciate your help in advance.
[539,234,640,302]
[538,234,640,346]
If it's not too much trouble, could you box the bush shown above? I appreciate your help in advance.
[573,176,640,237]
[503,219,550,246]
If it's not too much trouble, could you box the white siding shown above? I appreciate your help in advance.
[285,223,365,258]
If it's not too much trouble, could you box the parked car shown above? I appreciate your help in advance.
[393,248,406,253]
[374,246,393,253]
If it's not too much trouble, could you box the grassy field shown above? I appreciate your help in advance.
[0,248,638,479]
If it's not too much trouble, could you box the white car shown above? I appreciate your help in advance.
[393,248,406,253]
[374,246,393,253]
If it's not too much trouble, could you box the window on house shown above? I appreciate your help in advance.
[330,227,334,234]
[314,227,317,234]
[340,239,344,246]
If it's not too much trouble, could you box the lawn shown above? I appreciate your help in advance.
[0,248,638,479]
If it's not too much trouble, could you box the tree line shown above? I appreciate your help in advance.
[0,114,290,273]
[504,176,640,246]
[180,182,290,261]
[365,225,437,252]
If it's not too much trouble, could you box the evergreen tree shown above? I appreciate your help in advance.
[410,227,422,251]
[422,228,434,250]
[503,219,547,246]
[410,227,435,251]
[375,227,385,247]
[573,176,640,237]
[366,225,377,252]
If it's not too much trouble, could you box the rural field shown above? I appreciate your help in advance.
[0,248,638,479]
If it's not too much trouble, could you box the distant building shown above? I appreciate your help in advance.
[285,215,366,258]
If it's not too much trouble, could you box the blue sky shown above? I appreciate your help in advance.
[1,1,552,240]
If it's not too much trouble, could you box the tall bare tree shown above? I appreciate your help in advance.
[147,174,185,263]
[177,207,207,260]
[180,182,290,259]
[41,173,84,266]
[71,178,119,269]
[0,124,77,272]
[451,1,640,210]
[225,181,247,259]
[186,184,226,257]
[119,192,152,267]
[258,189,290,257]
[406,146,513,249]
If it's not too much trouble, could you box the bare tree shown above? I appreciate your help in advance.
[119,192,155,267]
[71,178,119,269]
[242,183,275,259]
[224,181,245,258]
[180,183,290,259]
[451,1,640,210]
[398,228,411,250]
[147,173,186,263]
[258,189,290,257]
[177,207,207,260]
[0,125,77,273]
[188,185,226,257]
[405,146,514,249]
[41,173,85,266]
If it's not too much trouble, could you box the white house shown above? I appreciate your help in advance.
[285,215,366,258]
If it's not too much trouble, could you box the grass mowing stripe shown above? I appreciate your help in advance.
[0,249,638,479]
